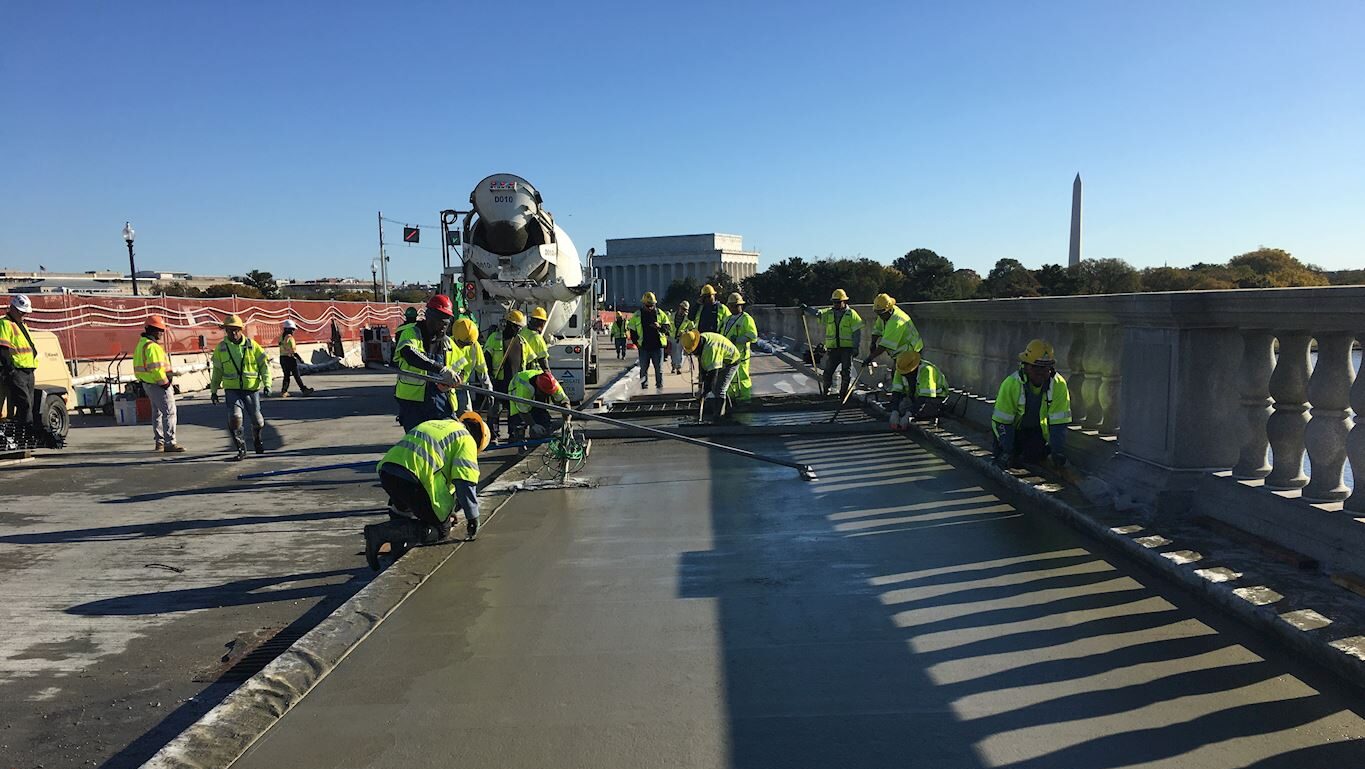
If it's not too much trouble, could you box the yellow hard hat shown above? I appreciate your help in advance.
[221,314,245,329]
[896,349,921,374]
[452,318,478,344]
[1019,339,1057,366]
[874,293,896,311]
[700,284,717,296]
[727,292,745,305]
[459,411,491,452]
[830,288,850,301]
[529,307,549,322]
[505,309,526,326]
[641,291,657,305]
[680,329,702,353]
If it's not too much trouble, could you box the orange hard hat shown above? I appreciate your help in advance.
[145,314,168,331]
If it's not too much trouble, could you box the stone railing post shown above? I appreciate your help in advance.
[1065,324,1088,425]
[1081,324,1106,430]
[1264,333,1312,489]
[1231,330,1275,479]
[1346,339,1365,514]
[1096,324,1122,435]
[1302,332,1355,501]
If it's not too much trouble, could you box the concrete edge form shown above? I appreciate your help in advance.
[871,400,1365,692]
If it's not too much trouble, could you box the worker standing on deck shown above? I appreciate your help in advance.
[133,315,185,453]
[485,310,527,441]
[394,295,461,433]
[507,369,571,441]
[690,284,731,333]
[277,320,314,397]
[610,311,629,360]
[991,339,1072,469]
[0,294,38,432]
[719,293,758,401]
[670,301,694,375]
[392,307,419,363]
[521,307,551,371]
[681,330,742,421]
[802,289,863,398]
[628,292,671,389]
[364,412,490,570]
[888,350,949,429]
[451,318,490,414]
[209,315,271,461]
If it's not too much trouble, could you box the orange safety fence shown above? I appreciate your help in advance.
[17,294,420,361]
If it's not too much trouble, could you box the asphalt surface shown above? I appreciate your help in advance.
[0,366,551,769]
[232,355,1365,769]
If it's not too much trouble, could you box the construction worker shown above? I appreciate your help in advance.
[866,293,923,362]
[364,411,490,570]
[681,330,742,422]
[484,309,526,441]
[992,339,1072,469]
[277,319,314,397]
[689,283,731,333]
[394,295,462,433]
[669,301,694,374]
[610,311,629,360]
[392,307,419,363]
[451,318,491,413]
[133,315,185,452]
[521,307,551,371]
[802,288,863,397]
[627,291,672,389]
[0,294,37,432]
[507,368,570,441]
[888,350,949,429]
[209,314,271,461]
[719,292,758,401]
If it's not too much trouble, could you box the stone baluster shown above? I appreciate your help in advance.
[1264,333,1312,489]
[1096,325,1122,434]
[1232,330,1275,479]
[1065,324,1088,425]
[1302,332,1355,501]
[1346,337,1365,513]
[1081,324,1106,430]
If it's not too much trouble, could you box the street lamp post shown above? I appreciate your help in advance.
[122,221,139,296]
[371,259,380,302]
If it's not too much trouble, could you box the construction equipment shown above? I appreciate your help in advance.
[828,360,876,424]
[1,329,73,452]
[439,174,600,401]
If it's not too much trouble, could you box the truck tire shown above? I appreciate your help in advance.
[41,395,69,440]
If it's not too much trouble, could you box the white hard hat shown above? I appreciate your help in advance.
[10,294,33,314]
[282,319,297,330]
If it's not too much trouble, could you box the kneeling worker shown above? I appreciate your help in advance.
[507,369,571,441]
[365,412,489,570]
[680,330,742,421]
[991,339,1071,469]
[889,350,948,429]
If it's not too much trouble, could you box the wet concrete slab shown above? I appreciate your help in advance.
[233,375,1365,768]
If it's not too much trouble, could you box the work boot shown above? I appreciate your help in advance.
[164,444,187,453]
[154,443,163,452]
[466,518,478,541]
[656,377,664,389]
[253,430,265,455]
[279,391,290,398]
[302,387,315,395]
[233,447,247,461]
[641,379,649,390]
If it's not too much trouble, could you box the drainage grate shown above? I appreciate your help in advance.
[195,625,310,683]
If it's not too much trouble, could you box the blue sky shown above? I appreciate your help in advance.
[2,1,1361,284]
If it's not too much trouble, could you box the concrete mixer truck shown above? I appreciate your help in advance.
[438,173,601,401]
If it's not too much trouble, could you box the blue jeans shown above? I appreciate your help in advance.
[613,338,627,358]
[225,390,264,450]
[639,347,663,384]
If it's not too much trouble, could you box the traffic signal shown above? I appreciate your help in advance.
[403,226,420,243]
[446,230,461,247]
[464,280,477,302]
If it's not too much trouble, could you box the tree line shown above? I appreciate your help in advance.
[156,270,431,303]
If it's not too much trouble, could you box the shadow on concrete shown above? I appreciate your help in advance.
[67,567,370,616]
[97,475,378,505]
[0,507,384,544]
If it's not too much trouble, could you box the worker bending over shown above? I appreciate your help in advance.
[394,295,461,433]
[277,319,314,397]
[628,292,672,389]
[669,302,694,375]
[681,330,742,422]
[888,350,948,429]
[133,314,185,452]
[364,412,489,570]
[610,311,629,360]
[689,283,731,333]
[719,292,758,401]
[991,339,1072,469]
[802,289,862,397]
[209,314,271,461]
[865,293,922,364]
[0,294,37,433]
[451,318,491,414]
[507,369,571,441]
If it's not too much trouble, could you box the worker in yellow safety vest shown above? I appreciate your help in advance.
[680,330,742,422]
[627,292,672,389]
[364,412,490,570]
[209,314,272,461]
[507,368,570,442]
[719,293,758,401]
[610,311,629,360]
[802,288,863,397]
[133,314,186,453]
[485,309,529,441]
[888,350,949,430]
[689,283,731,333]
[865,293,922,363]
[521,307,551,371]
[277,319,315,397]
[0,294,38,430]
[394,295,463,433]
[669,301,694,374]
[451,318,491,414]
[991,338,1072,469]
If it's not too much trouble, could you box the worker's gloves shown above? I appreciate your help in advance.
[438,367,460,386]
[263,386,272,397]
[211,391,220,404]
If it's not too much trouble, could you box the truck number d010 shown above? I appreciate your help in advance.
[493,195,515,204]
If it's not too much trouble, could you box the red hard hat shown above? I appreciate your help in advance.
[426,294,454,316]
[146,314,168,331]
[534,372,560,395]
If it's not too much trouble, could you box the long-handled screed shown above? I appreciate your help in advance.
[828,360,876,424]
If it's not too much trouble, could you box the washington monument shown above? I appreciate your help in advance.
[1068,173,1082,266]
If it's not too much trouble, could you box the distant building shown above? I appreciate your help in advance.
[598,234,760,307]
[9,278,130,295]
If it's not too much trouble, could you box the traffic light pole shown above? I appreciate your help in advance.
[376,210,389,303]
